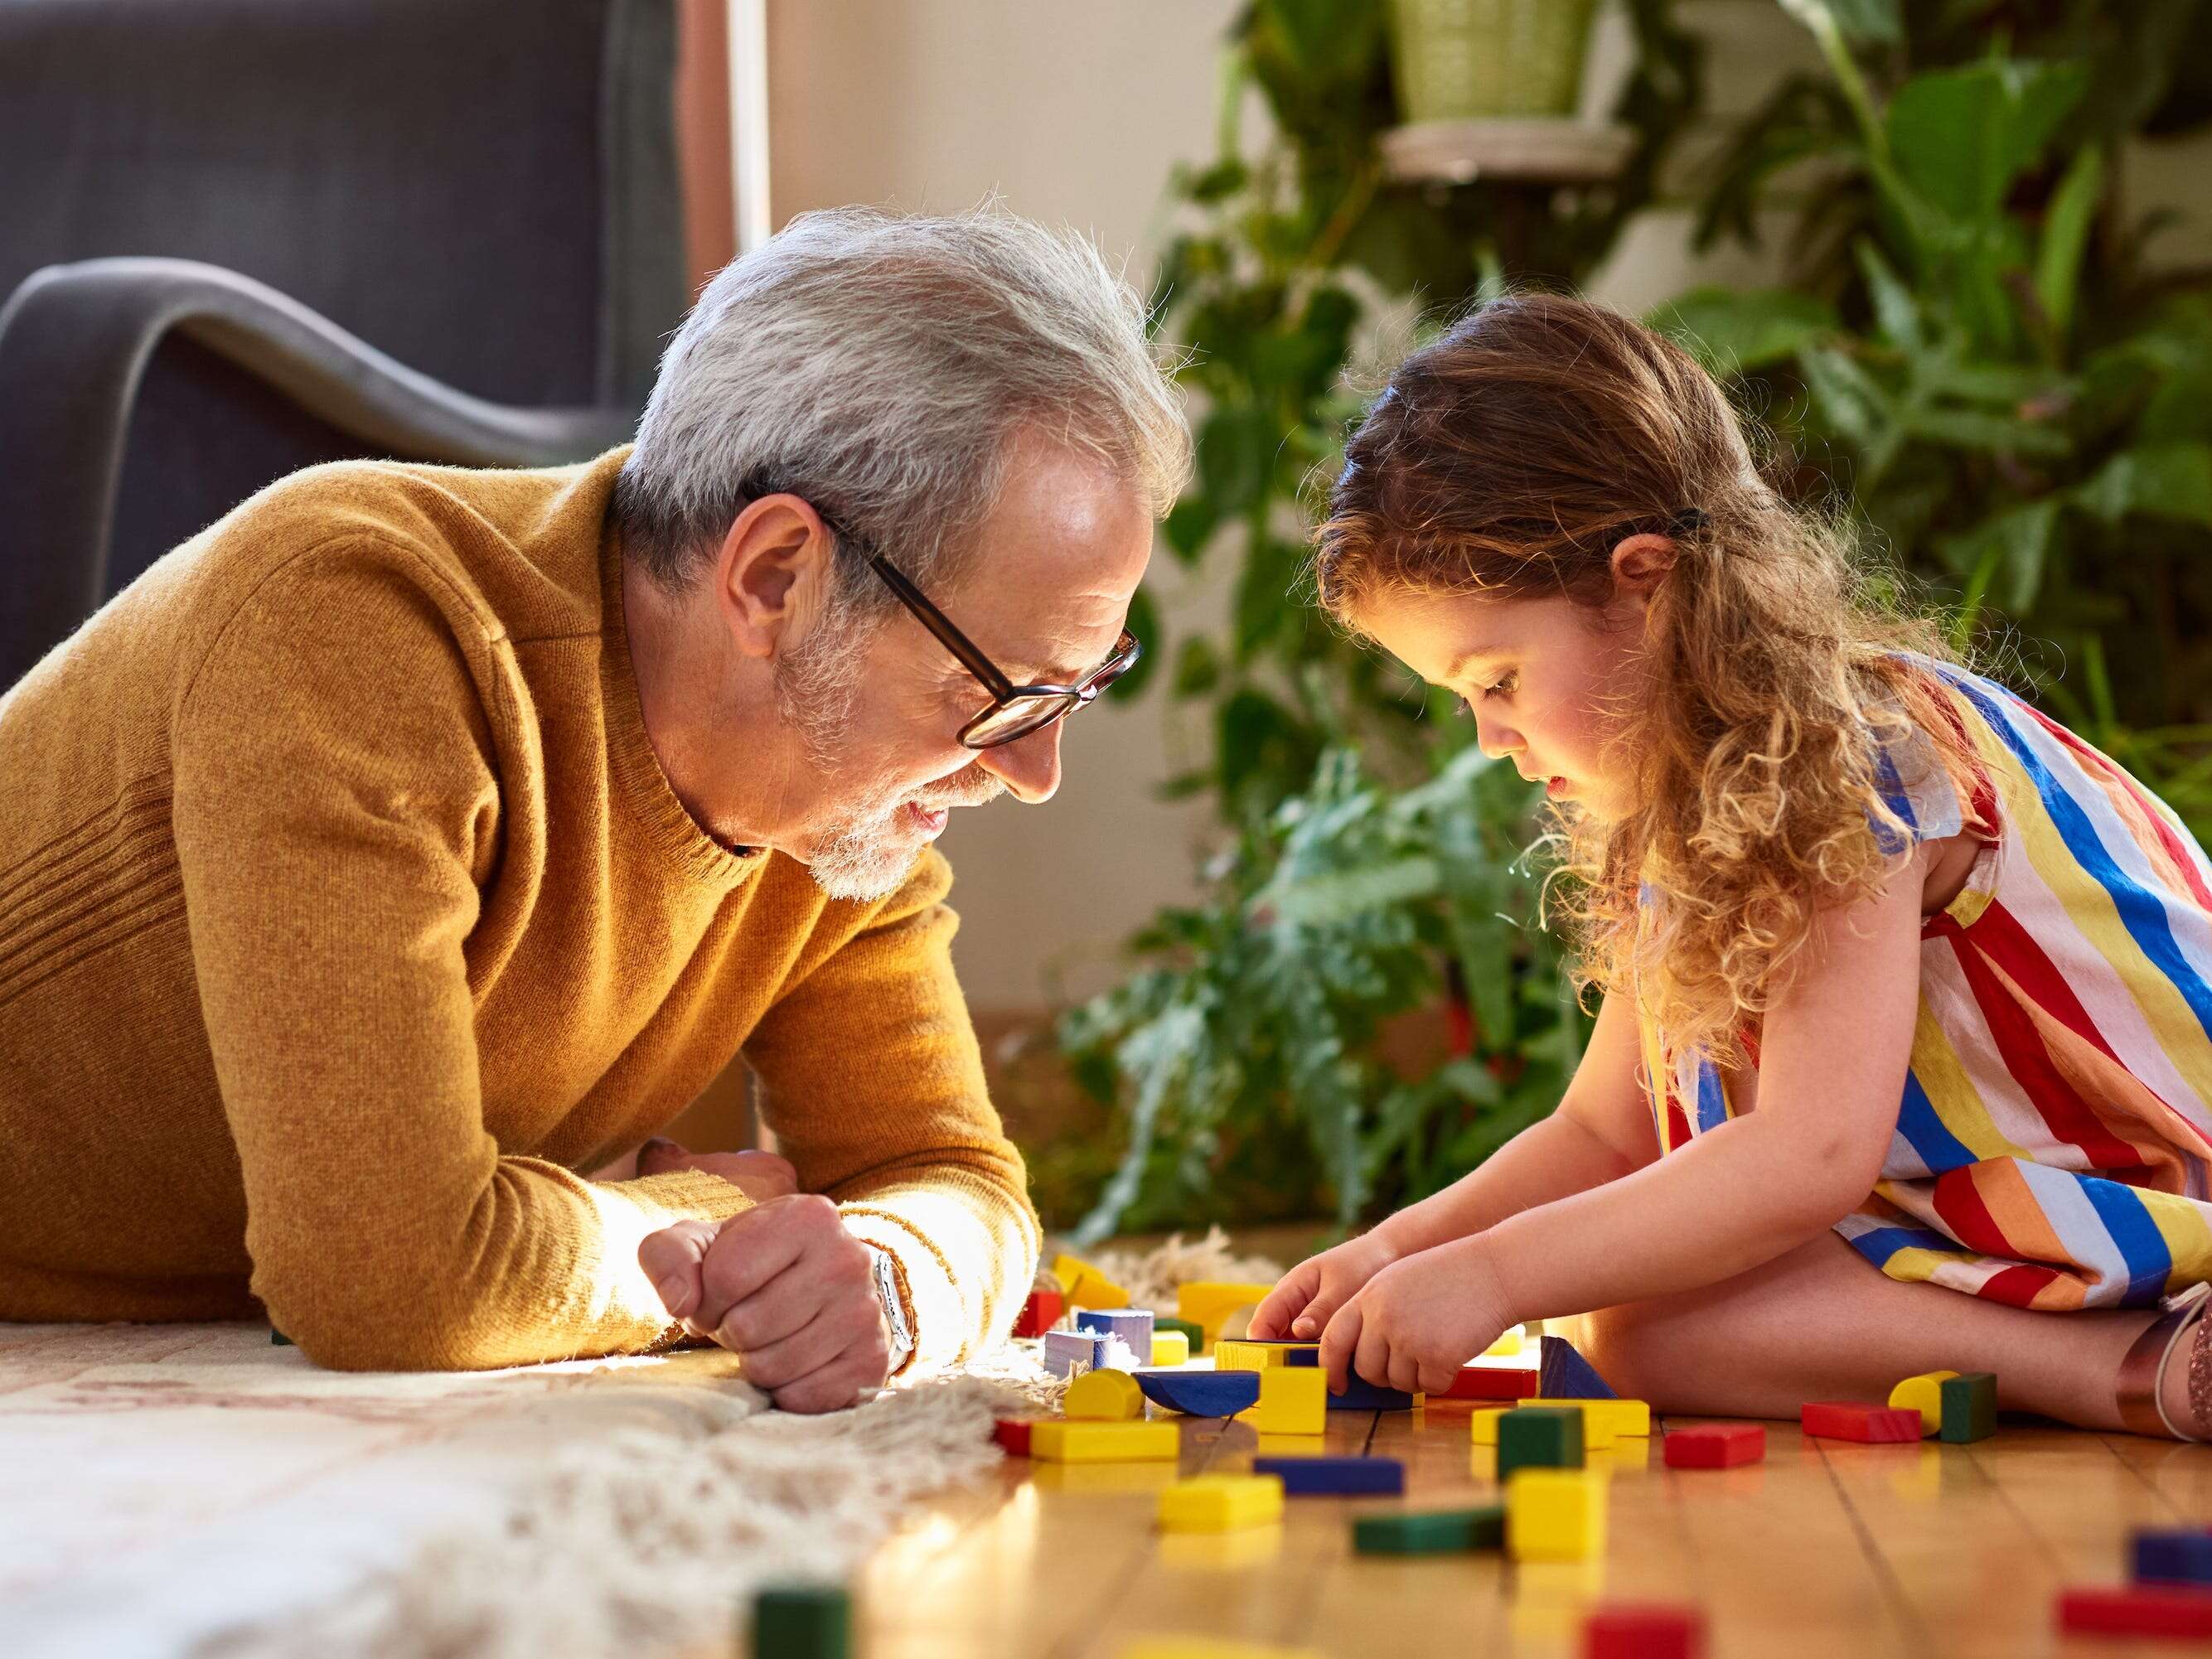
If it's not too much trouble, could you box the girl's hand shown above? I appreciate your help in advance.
[1248,1231,1401,1342]
[1319,1236,1515,1396]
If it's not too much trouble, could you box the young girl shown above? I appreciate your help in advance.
[1250,293,2212,1439]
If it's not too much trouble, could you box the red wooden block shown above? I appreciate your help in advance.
[992,1418,1033,1457]
[1663,1424,1766,1469]
[1012,1289,1064,1339]
[1800,1401,1923,1443]
[1582,1602,1707,1659]
[1442,1365,1541,1401]
[2058,1584,2212,1638]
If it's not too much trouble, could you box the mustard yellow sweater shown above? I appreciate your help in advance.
[0,448,1038,1371]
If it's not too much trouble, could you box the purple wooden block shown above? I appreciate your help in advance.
[1043,1330,1106,1379]
[1251,1455,1406,1495]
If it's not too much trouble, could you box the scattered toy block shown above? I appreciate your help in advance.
[1508,1467,1607,1561]
[1939,1371,1997,1444]
[1012,1287,1066,1339]
[1662,1424,1765,1470]
[1251,1454,1405,1496]
[1158,1473,1285,1532]
[1329,1376,1418,1411]
[1043,1329,1106,1378]
[1237,1366,1327,1435]
[1150,1329,1191,1366]
[1053,1250,1132,1311]
[2135,1528,2212,1586]
[751,1583,850,1659]
[1539,1334,1619,1400]
[1177,1281,1276,1347]
[1487,1327,1527,1357]
[1076,1308,1155,1366]
[1154,1315,1205,1351]
[270,1328,293,1347]
[1214,1338,1317,1371]
[1885,1369,1957,1437]
[2058,1584,2212,1639]
[1135,1367,1261,1417]
[1475,1400,1614,1450]
[1352,1505,1505,1555]
[1800,1402,1924,1444]
[1443,1365,1541,1402]
[1494,1405,1586,1480]
[992,1418,1035,1457]
[1581,1602,1707,1659]
[1065,1367,1145,1421]
[1029,1420,1180,1463]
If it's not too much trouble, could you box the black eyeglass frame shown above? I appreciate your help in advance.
[820,512,1142,750]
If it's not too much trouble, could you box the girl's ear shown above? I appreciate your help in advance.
[1609,532,1677,597]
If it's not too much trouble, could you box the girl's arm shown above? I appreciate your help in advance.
[1369,988,1658,1258]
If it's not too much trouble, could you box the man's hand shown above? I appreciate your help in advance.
[637,1191,895,1414]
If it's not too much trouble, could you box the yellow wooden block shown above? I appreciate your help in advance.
[1053,1251,1131,1311]
[1121,1637,1322,1659]
[1485,1328,1527,1357]
[1887,1369,1958,1437]
[1212,1339,1292,1371]
[1580,1398,1650,1439]
[1507,1468,1607,1561]
[1063,1367,1145,1421]
[1471,1400,1617,1449]
[1150,1330,1191,1366]
[1157,1473,1285,1532]
[1176,1281,1275,1347]
[1029,1420,1179,1463]
[1235,1366,1325,1435]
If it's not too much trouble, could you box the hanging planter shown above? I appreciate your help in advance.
[1387,0,1602,123]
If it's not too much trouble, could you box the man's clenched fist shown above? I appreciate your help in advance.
[636,1148,894,1414]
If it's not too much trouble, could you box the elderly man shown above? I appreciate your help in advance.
[0,208,1189,1410]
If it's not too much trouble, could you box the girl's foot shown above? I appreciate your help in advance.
[2125,1284,2212,1440]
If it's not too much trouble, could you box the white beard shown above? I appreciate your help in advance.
[802,796,929,901]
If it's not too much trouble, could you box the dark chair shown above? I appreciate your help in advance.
[0,0,691,689]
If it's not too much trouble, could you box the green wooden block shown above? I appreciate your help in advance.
[1353,1504,1506,1555]
[1497,1405,1585,1480]
[270,1328,293,1347]
[1154,1316,1205,1349]
[749,1584,849,1659]
[1939,1371,1997,1444]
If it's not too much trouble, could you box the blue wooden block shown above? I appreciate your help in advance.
[1285,1347,1319,1366]
[2134,1528,2212,1585]
[1074,1308,1154,1365]
[1251,1454,1405,1496]
[1043,1330,1107,1378]
[1134,1367,1261,1416]
[1538,1334,1619,1400]
[1329,1376,1416,1410]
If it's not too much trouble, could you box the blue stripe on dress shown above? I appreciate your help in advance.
[1694,1057,1730,1134]
[1844,1224,1961,1268]
[1871,743,1917,855]
[2075,1173,2177,1305]
[1895,1071,1980,1175]
[1950,672,2212,1052]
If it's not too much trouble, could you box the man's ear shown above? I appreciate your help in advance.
[1609,531,1677,597]
[712,495,838,660]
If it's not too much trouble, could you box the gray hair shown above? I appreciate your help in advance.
[612,206,1192,607]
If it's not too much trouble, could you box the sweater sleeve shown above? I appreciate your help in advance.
[169,543,752,1371]
[742,852,1041,1371]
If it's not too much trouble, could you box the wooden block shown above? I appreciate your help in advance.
[1486,1327,1527,1357]
[1508,1467,1607,1561]
[1800,1401,1924,1443]
[270,1328,293,1347]
[1475,1400,1614,1449]
[1251,1454,1405,1495]
[992,1418,1034,1457]
[1352,1505,1505,1555]
[1885,1368,1958,1436]
[1662,1424,1765,1469]
[1011,1288,1066,1339]
[1029,1420,1179,1463]
[1150,1330,1191,1366]
[1064,1367,1145,1421]
[1236,1366,1327,1435]
[1157,1473,1285,1532]
[1539,1334,1619,1399]
[1581,1602,1707,1659]
[1075,1308,1154,1366]
[1443,1365,1540,1401]
[1154,1315,1205,1350]
[1329,1376,1418,1411]
[2135,1527,2212,1585]
[1939,1371,1997,1444]
[751,1583,851,1659]
[1176,1280,1276,1347]
[1042,1330,1107,1379]
[1212,1340,1281,1372]
[2057,1584,2212,1638]
[1495,1405,1586,1480]
[1135,1367,1261,1417]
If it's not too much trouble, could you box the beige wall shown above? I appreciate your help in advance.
[758,0,1818,1013]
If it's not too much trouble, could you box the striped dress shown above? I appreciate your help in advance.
[1638,658,2212,1310]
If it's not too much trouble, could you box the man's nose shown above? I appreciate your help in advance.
[978,721,1063,805]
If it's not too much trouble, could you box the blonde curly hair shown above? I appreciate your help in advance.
[1314,293,1991,1070]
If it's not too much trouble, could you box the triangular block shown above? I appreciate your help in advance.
[1538,1334,1618,1400]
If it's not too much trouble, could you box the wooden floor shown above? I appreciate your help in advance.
[816,1401,2212,1659]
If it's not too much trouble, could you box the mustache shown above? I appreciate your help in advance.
[913,766,1006,813]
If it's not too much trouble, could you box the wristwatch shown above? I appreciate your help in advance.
[864,1244,914,1373]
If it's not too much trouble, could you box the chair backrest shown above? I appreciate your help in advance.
[0,0,686,412]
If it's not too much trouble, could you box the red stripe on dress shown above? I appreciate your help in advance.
[1958,898,2126,1071]
[1977,1262,2060,1307]
[1664,1093,1692,1154]
[1930,1164,2021,1259]
[2017,698,2212,912]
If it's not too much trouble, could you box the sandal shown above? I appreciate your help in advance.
[2118,1280,2212,1440]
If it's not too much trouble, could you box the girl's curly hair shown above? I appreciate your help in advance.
[1314,292,1990,1069]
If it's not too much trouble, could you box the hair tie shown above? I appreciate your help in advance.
[1670,506,1710,536]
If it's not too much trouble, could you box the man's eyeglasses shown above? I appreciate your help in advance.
[820,513,1142,749]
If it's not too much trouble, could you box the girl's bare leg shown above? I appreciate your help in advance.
[1561,1230,2179,1435]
